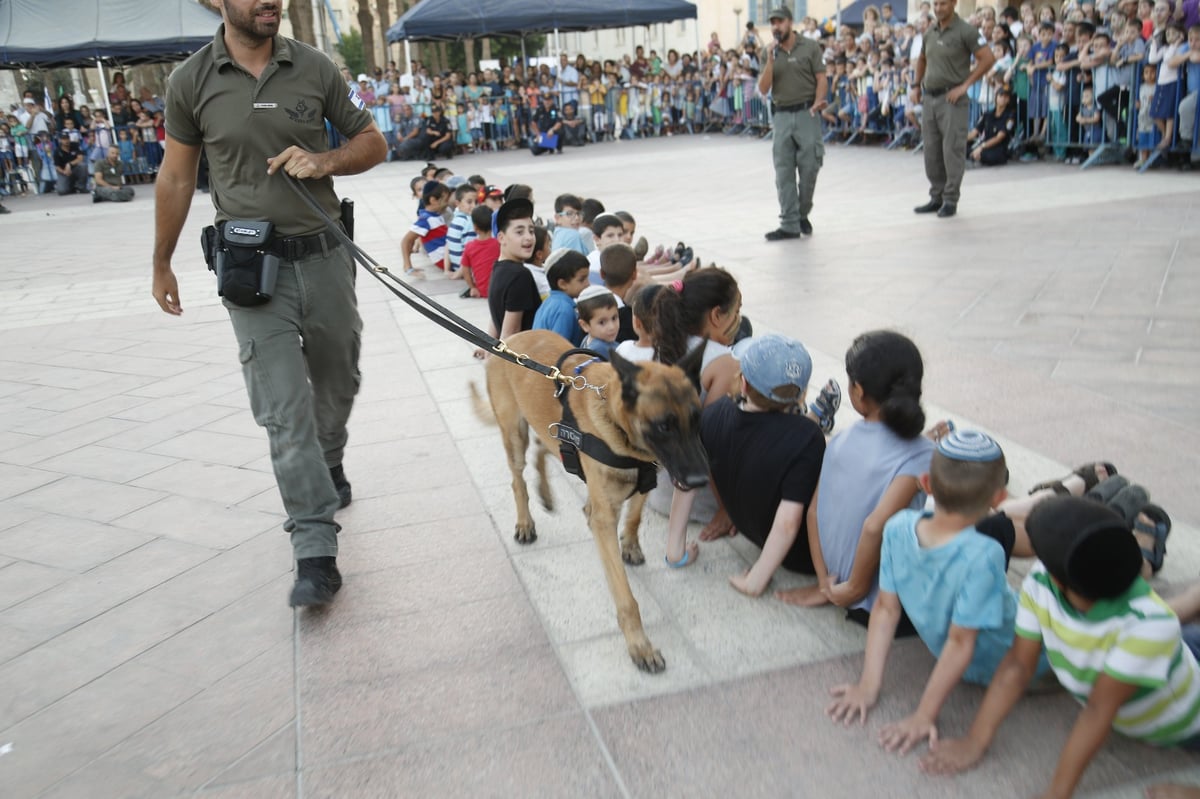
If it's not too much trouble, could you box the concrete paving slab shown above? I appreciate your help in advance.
[0,135,1196,798]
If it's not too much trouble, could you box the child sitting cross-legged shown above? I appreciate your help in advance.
[921,496,1200,798]
[827,430,1041,754]
[575,285,621,359]
[532,249,590,346]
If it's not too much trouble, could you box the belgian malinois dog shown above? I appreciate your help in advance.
[473,330,709,672]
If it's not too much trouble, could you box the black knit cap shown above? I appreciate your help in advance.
[1026,496,1143,600]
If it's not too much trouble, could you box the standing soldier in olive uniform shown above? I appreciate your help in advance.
[151,0,388,608]
[760,5,828,241]
[912,0,995,218]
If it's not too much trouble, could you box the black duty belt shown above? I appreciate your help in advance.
[924,86,950,98]
[775,101,813,112]
[264,230,341,261]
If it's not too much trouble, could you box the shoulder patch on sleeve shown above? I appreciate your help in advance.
[348,87,366,110]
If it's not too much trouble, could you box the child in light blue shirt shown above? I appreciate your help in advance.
[826,430,1038,755]
[532,250,590,345]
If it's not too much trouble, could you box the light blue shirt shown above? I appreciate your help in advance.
[880,510,1017,685]
[532,290,582,345]
[551,226,589,255]
[816,420,933,611]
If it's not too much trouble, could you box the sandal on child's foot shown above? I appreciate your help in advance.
[1085,475,1128,504]
[1134,503,1172,573]
[1107,483,1150,529]
[809,379,841,435]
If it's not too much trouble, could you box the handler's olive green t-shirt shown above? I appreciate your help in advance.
[922,14,988,92]
[768,36,826,107]
[165,25,373,236]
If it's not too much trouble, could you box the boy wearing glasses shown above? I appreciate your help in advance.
[550,193,591,254]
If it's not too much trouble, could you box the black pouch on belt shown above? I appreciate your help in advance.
[211,220,280,307]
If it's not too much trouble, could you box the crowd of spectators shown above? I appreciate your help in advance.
[366,0,1198,169]
[1,71,162,202]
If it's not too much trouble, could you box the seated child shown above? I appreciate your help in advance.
[666,335,825,592]
[444,183,478,277]
[587,213,627,284]
[778,330,933,626]
[525,225,552,300]
[615,283,663,363]
[550,193,590,254]
[575,285,621,359]
[460,205,499,298]
[598,243,639,342]
[827,431,1036,754]
[922,496,1200,799]
[532,249,590,345]
[401,180,449,277]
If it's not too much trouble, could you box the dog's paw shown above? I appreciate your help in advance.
[629,643,666,674]
[538,485,554,512]
[620,540,645,566]
[514,522,538,545]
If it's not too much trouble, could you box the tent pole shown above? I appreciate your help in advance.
[404,39,412,75]
[96,60,114,129]
[521,35,527,72]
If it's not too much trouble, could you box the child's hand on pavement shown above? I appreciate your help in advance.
[879,713,938,754]
[823,580,858,607]
[827,683,877,726]
[918,736,986,775]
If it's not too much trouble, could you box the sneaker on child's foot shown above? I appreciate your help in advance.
[809,379,841,435]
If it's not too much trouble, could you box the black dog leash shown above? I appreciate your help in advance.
[281,175,572,387]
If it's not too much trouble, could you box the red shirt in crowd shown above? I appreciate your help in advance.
[461,236,500,297]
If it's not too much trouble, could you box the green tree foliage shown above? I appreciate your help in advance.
[336,29,367,77]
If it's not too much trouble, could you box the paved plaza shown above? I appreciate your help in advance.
[0,137,1198,798]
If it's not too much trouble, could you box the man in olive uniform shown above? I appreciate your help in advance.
[760,5,828,241]
[151,0,388,608]
[912,0,995,217]
[93,145,135,202]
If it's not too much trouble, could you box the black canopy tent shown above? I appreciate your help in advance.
[386,0,700,74]
[0,0,221,122]
[387,0,699,41]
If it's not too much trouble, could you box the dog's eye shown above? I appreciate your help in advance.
[654,420,672,434]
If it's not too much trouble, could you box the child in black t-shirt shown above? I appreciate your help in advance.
[486,198,541,342]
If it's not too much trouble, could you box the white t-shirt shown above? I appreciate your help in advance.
[615,341,655,362]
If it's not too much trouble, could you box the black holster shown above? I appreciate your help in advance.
[202,220,280,307]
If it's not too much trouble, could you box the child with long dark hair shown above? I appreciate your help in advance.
[779,330,933,631]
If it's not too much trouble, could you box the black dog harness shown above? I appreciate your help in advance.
[550,349,658,497]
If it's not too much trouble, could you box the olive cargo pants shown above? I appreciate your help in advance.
[772,108,825,233]
[922,93,970,205]
[225,244,362,561]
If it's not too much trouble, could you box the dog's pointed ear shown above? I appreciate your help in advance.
[609,349,641,409]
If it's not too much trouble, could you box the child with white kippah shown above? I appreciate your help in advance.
[575,285,620,359]
[827,430,1044,754]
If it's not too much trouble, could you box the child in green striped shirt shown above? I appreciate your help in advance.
[921,496,1200,799]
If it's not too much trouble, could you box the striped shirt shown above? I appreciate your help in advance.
[1015,562,1200,746]
[445,210,476,269]
[411,208,448,264]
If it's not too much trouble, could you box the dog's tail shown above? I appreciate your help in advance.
[468,382,497,427]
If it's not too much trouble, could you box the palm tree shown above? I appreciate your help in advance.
[357,0,377,72]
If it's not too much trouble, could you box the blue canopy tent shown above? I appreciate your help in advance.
[0,0,220,68]
[837,0,907,27]
[386,0,699,42]
[0,0,221,124]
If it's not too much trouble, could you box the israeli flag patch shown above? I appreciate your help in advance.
[348,87,366,110]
